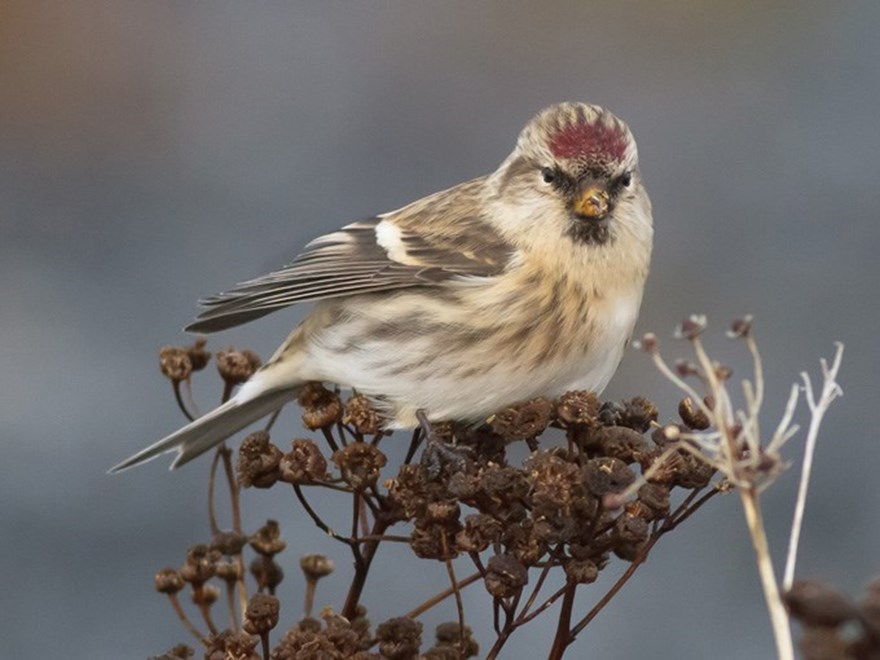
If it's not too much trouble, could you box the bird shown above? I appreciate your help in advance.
[111,102,653,472]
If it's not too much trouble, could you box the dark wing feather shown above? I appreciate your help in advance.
[186,186,514,333]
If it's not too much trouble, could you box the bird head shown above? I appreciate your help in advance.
[490,102,647,248]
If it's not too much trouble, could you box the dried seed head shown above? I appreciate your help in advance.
[159,346,192,382]
[671,452,715,490]
[425,500,461,525]
[489,397,554,440]
[243,593,280,635]
[456,513,503,553]
[300,554,335,580]
[216,348,261,385]
[674,359,700,378]
[179,545,220,585]
[593,426,649,464]
[410,523,460,561]
[712,362,733,381]
[237,431,282,488]
[210,530,248,556]
[581,457,635,497]
[678,397,711,430]
[215,560,243,583]
[186,338,211,372]
[616,397,658,432]
[634,332,659,354]
[249,557,284,592]
[432,622,479,658]
[654,424,681,444]
[154,567,184,594]
[332,442,387,489]
[556,390,600,428]
[192,583,220,607]
[321,611,369,656]
[614,513,650,546]
[564,558,599,584]
[796,628,848,660]
[784,580,856,628]
[298,382,343,430]
[636,483,671,519]
[279,438,329,484]
[375,617,423,660]
[345,394,384,436]
[674,314,707,341]
[249,519,286,556]
[485,553,529,598]
[504,520,547,566]
[204,631,260,660]
[727,315,754,339]
[151,644,195,660]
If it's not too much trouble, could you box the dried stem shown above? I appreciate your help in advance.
[740,486,793,660]
[259,631,270,660]
[404,571,482,619]
[440,533,466,654]
[320,427,340,453]
[304,577,316,617]
[341,516,389,619]
[547,581,577,660]
[220,447,242,533]
[172,381,196,422]
[404,427,423,464]
[291,484,354,546]
[195,594,219,636]
[225,581,238,632]
[166,593,207,645]
[207,448,222,536]
[782,343,844,590]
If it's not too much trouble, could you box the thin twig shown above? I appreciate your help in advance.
[513,585,567,626]
[404,571,482,619]
[783,343,844,590]
[172,381,196,422]
[291,484,355,546]
[518,544,564,620]
[166,593,207,645]
[440,532,466,655]
[221,447,242,533]
[208,448,222,536]
[263,408,282,433]
[225,580,238,632]
[194,591,219,636]
[404,428,423,464]
[320,427,340,453]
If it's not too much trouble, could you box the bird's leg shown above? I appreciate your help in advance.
[416,410,475,479]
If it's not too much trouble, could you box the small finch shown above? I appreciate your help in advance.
[111,102,653,472]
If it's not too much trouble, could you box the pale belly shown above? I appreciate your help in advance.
[295,286,641,428]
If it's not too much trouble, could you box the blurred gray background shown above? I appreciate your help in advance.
[3,1,878,657]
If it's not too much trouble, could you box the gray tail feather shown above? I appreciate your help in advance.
[109,388,297,473]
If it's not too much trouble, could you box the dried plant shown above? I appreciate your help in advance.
[630,315,844,660]
[139,315,844,659]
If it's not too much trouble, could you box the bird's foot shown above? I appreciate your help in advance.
[416,410,475,479]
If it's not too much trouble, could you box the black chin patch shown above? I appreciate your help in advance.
[566,217,613,246]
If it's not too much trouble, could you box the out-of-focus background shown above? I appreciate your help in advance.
[3,1,878,657]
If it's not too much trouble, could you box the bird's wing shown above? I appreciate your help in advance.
[186,182,514,333]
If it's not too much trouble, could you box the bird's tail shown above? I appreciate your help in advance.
[109,387,298,473]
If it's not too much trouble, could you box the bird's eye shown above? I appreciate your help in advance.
[620,171,633,188]
[541,167,557,184]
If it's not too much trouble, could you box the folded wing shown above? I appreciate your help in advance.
[186,183,514,333]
